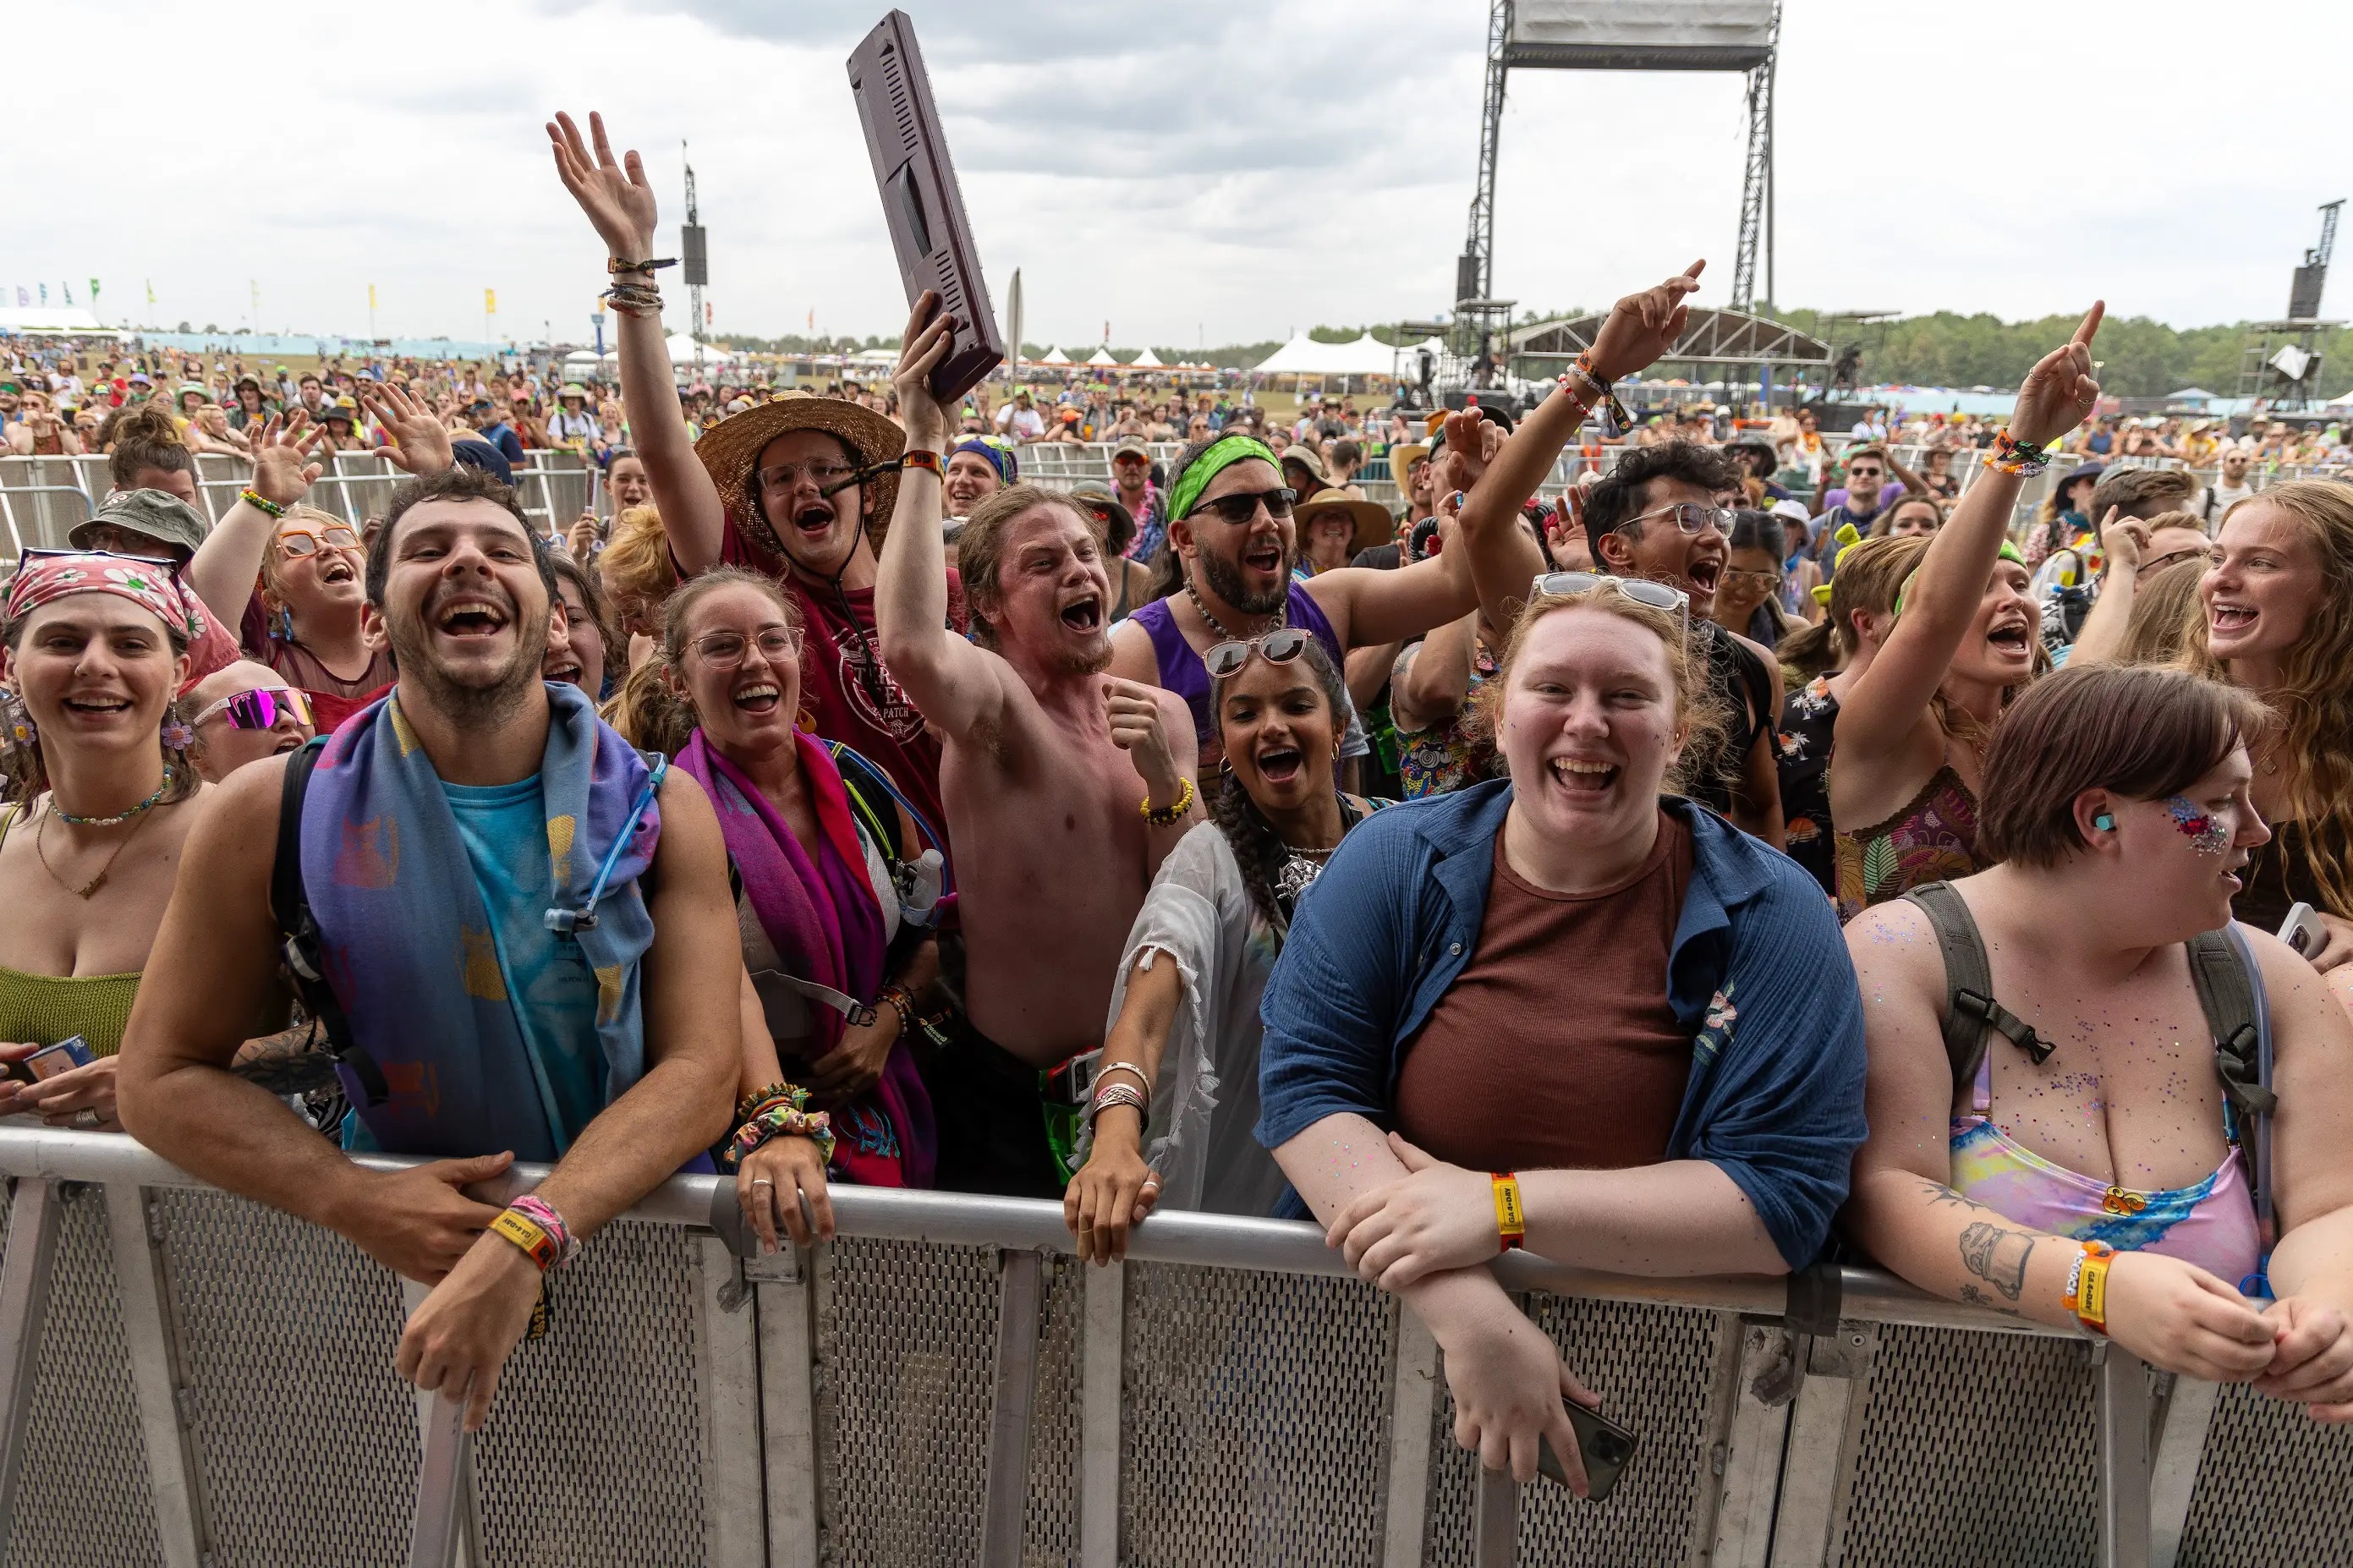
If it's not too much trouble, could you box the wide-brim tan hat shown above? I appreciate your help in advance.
[1388,441,1431,483]
[694,394,907,547]
[1297,488,1396,556]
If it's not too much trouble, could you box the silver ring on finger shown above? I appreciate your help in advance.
[71,1109,101,1130]
[751,1177,774,1187]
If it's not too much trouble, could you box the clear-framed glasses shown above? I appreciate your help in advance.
[1625,502,1733,537]
[756,460,857,492]
[691,626,802,667]
[276,522,361,557]
[1722,567,1784,593]
[192,685,311,730]
[1529,571,1691,633]
[1204,626,1312,679]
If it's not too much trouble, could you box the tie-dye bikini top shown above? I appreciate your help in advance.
[1950,1051,2263,1292]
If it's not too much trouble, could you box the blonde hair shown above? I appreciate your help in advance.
[2181,480,2353,911]
[1466,585,1725,796]
[2116,557,2205,668]
[261,504,349,602]
[597,505,679,635]
[1774,534,1927,677]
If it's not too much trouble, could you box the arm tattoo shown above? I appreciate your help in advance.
[1957,1220,2036,1302]
[1958,1283,2023,1319]
[1918,1181,1997,1214]
[232,1024,339,1096]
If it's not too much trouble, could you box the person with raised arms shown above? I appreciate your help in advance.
[548,110,964,853]
[118,463,743,1433]
[875,299,1200,1198]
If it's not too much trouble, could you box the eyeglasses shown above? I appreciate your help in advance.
[1529,572,1690,633]
[1624,502,1733,537]
[757,461,857,491]
[1204,627,1312,678]
[690,626,802,666]
[1187,487,1297,525]
[2139,548,2205,578]
[277,523,361,557]
[1723,568,1783,592]
[192,686,311,730]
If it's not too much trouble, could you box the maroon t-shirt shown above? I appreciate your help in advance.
[1394,811,1695,1173]
[713,516,965,858]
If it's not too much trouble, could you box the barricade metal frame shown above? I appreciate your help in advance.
[5,1127,2333,1566]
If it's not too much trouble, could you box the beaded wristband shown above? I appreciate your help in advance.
[1088,1081,1149,1132]
[1491,1172,1527,1251]
[239,488,288,518]
[876,984,914,1043]
[723,1083,837,1170]
[736,1081,798,1124]
[1141,776,1195,826]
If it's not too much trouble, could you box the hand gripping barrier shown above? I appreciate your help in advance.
[3,1126,2350,1567]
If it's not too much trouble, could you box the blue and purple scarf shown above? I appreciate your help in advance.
[677,728,935,1188]
[303,682,660,1161]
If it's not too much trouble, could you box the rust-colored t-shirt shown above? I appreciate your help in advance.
[1393,810,1695,1173]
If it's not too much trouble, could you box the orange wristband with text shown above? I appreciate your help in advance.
[1490,1172,1527,1252]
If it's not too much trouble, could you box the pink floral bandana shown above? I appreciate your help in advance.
[3,551,206,644]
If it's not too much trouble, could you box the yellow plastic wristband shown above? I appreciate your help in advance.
[1141,775,1195,826]
[2063,1240,2114,1334]
[1490,1171,1526,1251]
[491,1208,559,1273]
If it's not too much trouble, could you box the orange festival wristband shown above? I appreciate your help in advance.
[1491,1172,1527,1252]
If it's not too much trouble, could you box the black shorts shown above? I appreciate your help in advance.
[917,1016,1072,1200]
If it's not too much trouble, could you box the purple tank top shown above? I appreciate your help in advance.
[1131,582,1343,770]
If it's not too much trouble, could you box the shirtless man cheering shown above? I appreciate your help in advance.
[876,299,1199,1198]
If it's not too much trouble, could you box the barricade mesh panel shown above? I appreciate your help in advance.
[1420,1298,1723,1567]
[3,1183,164,1568]
[2177,1380,2353,1567]
[816,1237,1001,1566]
[1023,1253,1084,1565]
[156,1187,416,1565]
[1116,1264,1396,1568]
[1835,1324,2098,1567]
[470,1220,709,1567]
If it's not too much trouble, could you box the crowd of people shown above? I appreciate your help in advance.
[2,108,2351,1499]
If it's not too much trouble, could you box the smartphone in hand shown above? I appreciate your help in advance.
[2279,902,2328,961]
[4,1035,91,1085]
[1535,1403,1637,1502]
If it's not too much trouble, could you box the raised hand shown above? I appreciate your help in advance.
[546,110,659,260]
[891,292,955,449]
[1587,260,1707,384]
[2007,303,2105,451]
[1105,677,1183,805]
[247,413,323,508]
[360,382,455,476]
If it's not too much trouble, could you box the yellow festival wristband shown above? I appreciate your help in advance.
[2063,1241,2114,1334]
[491,1208,560,1273]
[1490,1172,1527,1252]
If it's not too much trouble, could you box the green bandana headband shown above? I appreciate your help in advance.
[1892,541,2027,618]
[1166,435,1281,524]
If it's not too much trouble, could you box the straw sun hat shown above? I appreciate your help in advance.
[693,394,908,551]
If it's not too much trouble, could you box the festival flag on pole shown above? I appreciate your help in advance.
[706,301,714,326]
[807,308,815,330]
[38,284,47,304]
[485,288,497,314]
[14,288,25,307]
[62,282,73,305]
[369,283,378,310]
[88,279,100,303]
[145,279,156,305]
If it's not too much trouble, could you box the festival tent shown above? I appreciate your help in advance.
[2167,387,2221,407]
[1039,346,1072,365]
[665,332,732,365]
[1251,332,1397,377]
[1086,347,1118,366]
[1131,348,1166,368]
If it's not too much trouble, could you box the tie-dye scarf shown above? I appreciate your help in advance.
[302,681,659,1161]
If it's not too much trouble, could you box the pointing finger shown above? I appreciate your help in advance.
[2073,301,2106,347]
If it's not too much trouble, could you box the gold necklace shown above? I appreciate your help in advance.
[36,797,161,899]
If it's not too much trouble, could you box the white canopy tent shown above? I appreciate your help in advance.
[1085,347,1118,366]
[1039,346,1072,365]
[1251,332,1398,377]
[666,332,732,366]
[1130,347,1166,368]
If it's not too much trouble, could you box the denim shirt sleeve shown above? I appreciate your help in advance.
[1680,855,1871,1269]
[1254,825,1418,1153]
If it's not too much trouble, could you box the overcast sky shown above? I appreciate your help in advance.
[10,1,2349,348]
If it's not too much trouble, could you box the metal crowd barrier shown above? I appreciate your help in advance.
[6,1127,2350,1567]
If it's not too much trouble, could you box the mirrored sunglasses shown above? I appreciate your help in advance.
[1204,626,1313,679]
[193,686,311,731]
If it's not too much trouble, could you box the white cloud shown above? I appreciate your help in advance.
[7,0,2349,349]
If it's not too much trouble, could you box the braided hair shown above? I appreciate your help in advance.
[1208,635,1352,936]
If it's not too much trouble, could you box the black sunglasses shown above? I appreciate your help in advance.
[1187,487,1297,525]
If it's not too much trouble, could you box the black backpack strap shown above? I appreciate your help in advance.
[1902,882,2056,1102]
[271,738,389,1107]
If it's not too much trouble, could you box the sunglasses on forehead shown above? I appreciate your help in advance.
[1204,627,1313,678]
[1530,572,1691,633]
[191,686,310,731]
